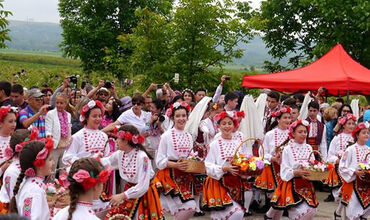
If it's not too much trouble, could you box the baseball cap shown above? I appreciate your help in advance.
[27,88,45,98]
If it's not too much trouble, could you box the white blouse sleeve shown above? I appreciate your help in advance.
[155,132,169,170]
[327,135,339,163]
[205,142,224,180]
[62,134,81,166]
[339,146,357,183]
[101,151,121,170]
[262,132,273,161]
[124,154,152,199]
[280,147,295,181]
[22,193,50,220]
[319,126,328,161]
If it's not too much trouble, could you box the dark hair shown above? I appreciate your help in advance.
[83,106,103,125]
[282,97,296,106]
[152,99,165,112]
[9,129,31,158]
[105,98,121,121]
[308,100,320,110]
[280,94,291,103]
[131,95,145,105]
[41,88,53,95]
[0,81,12,97]
[182,90,195,102]
[119,124,153,159]
[289,104,300,110]
[67,158,103,220]
[265,111,290,133]
[11,84,24,95]
[338,104,353,118]
[0,213,28,220]
[293,93,304,103]
[268,91,280,102]
[172,95,183,104]
[171,105,189,119]
[279,124,309,147]
[336,98,344,104]
[224,92,239,104]
[195,88,207,95]
[10,141,46,213]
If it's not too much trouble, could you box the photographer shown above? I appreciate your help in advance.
[87,80,119,104]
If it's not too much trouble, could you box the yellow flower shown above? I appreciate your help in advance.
[360,163,366,170]
[249,162,256,171]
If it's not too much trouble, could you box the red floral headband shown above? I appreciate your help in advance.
[80,100,105,123]
[0,105,18,123]
[166,101,190,117]
[24,138,54,177]
[117,131,145,145]
[338,113,357,125]
[4,127,39,160]
[271,106,291,117]
[69,168,111,191]
[352,122,370,138]
[213,111,240,128]
[289,120,310,139]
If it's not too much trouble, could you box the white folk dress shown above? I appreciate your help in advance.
[16,177,50,220]
[62,128,109,166]
[262,127,289,162]
[53,202,100,220]
[0,158,20,203]
[339,143,370,220]
[199,118,218,147]
[155,128,197,215]
[0,136,10,177]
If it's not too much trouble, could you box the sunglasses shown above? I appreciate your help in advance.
[34,97,44,102]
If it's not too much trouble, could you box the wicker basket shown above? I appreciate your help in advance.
[305,150,330,181]
[231,137,265,177]
[47,191,70,210]
[179,159,206,174]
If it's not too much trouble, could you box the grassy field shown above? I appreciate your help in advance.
[0,48,63,57]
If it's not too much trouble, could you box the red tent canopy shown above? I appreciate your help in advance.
[242,44,370,96]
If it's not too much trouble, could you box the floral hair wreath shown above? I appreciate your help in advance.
[4,127,39,160]
[24,137,54,177]
[271,106,291,118]
[0,105,18,123]
[288,120,310,139]
[166,101,191,117]
[80,100,105,123]
[67,168,111,191]
[213,111,241,128]
[182,88,194,94]
[117,130,145,145]
[352,121,370,138]
[338,113,357,125]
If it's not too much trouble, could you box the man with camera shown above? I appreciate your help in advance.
[19,88,50,138]
[87,80,119,104]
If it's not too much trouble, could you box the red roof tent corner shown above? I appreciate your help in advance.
[242,44,370,96]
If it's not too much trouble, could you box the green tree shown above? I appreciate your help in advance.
[0,0,12,48]
[58,0,173,72]
[114,0,255,91]
[259,0,370,71]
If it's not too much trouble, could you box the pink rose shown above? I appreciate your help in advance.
[36,148,49,160]
[82,105,90,113]
[72,169,90,183]
[4,147,13,160]
[339,117,347,125]
[59,172,70,188]
[25,168,36,177]
[15,144,23,152]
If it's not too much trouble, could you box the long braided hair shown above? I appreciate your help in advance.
[9,141,45,213]
[66,158,104,220]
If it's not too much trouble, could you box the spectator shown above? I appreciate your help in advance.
[41,88,53,105]
[194,88,207,103]
[102,98,121,128]
[143,95,153,112]
[19,89,49,138]
[182,89,195,105]
[263,91,280,132]
[290,104,300,122]
[146,99,166,159]
[10,84,27,109]
[293,93,304,106]
[224,92,239,111]
[0,81,15,107]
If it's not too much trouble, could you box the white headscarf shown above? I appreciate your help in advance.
[298,92,313,120]
[255,93,267,122]
[185,96,212,141]
[350,98,360,119]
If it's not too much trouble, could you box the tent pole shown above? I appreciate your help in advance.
[347,90,350,104]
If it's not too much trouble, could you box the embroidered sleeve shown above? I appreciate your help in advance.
[5,176,11,197]
[23,197,33,217]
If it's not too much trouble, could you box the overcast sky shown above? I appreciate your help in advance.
[3,0,262,24]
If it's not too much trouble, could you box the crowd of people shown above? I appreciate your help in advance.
[0,75,368,220]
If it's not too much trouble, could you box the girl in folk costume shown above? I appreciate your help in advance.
[266,120,319,220]
[198,102,224,147]
[201,111,248,220]
[0,129,36,213]
[0,106,18,177]
[45,93,72,179]
[63,100,109,166]
[338,122,370,220]
[9,139,54,220]
[155,101,197,220]
[324,113,356,202]
[214,111,246,143]
[53,158,110,220]
[103,124,163,220]
[254,106,291,211]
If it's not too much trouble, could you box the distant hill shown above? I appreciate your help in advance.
[5,20,284,66]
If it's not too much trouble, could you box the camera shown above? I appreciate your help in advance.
[69,75,78,85]
[46,106,54,111]
[158,114,165,123]
[224,76,231,80]
[104,81,112,89]
[157,84,163,89]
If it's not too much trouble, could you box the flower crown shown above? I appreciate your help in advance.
[289,120,310,139]
[182,88,194,94]
[67,168,111,191]
[338,113,357,125]
[0,105,18,123]
[166,101,190,117]
[271,106,291,117]
[24,138,54,177]
[4,127,39,160]
[80,100,105,123]
[352,121,370,138]
[213,111,240,128]
[117,130,145,145]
